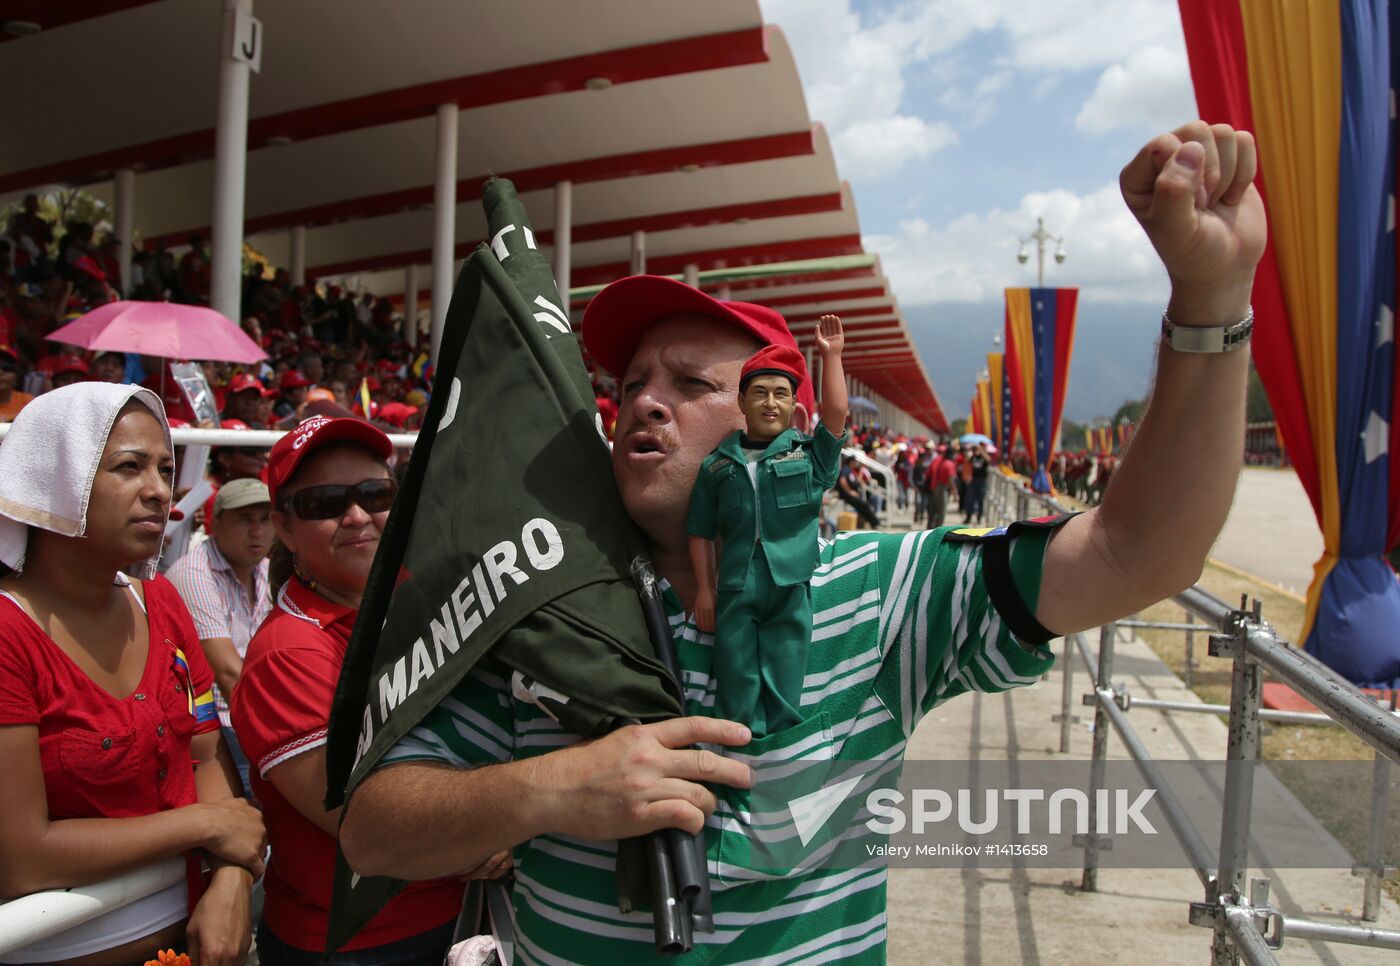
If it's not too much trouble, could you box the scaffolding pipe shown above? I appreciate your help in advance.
[1280,916,1400,950]
[1058,634,1076,753]
[1222,906,1278,966]
[1115,619,1217,632]
[1080,622,1115,892]
[1360,748,1392,921]
[1243,627,1400,762]
[1095,689,1217,887]
[1125,697,1334,726]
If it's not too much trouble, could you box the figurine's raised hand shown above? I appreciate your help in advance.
[815,314,844,357]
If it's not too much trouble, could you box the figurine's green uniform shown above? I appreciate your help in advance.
[685,423,846,735]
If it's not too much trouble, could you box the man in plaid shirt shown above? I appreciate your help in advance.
[168,477,274,797]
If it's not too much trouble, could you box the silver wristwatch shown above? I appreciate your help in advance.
[1161,306,1254,353]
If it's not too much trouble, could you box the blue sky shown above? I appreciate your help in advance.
[757,0,1201,422]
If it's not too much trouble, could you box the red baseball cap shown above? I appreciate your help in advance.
[580,275,815,414]
[279,369,313,390]
[228,373,275,398]
[378,402,419,427]
[54,354,90,377]
[0,344,19,364]
[739,344,807,392]
[266,415,393,506]
[376,359,400,374]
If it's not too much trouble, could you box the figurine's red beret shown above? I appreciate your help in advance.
[739,344,808,392]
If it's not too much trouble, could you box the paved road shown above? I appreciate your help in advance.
[1208,467,1322,597]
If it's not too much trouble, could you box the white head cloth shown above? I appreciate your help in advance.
[0,382,171,579]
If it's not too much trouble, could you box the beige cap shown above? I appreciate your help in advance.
[213,477,271,516]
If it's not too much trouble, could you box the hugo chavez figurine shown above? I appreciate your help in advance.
[685,315,849,736]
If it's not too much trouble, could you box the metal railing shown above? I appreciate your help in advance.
[986,470,1400,963]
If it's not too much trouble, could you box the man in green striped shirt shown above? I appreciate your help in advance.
[341,121,1265,963]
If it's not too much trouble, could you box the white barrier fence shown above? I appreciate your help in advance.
[0,858,184,956]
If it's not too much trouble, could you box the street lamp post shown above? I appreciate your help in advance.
[1017,217,1067,287]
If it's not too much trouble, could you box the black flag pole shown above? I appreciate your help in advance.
[632,556,716,938]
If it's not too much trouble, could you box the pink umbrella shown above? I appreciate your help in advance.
[46,301,267,364]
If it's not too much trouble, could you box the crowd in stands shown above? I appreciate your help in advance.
[1,194,446,439]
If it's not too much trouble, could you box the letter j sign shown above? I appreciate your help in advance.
[231,9,263,73]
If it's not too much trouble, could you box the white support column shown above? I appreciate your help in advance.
[114,168,134,297]
[553,180,572,300]
[430,102,459,364]
[404,264,419,347]
[210,0,254,322]
[289,224,306,286]
[629,230,646,275]
[683,262,700,288]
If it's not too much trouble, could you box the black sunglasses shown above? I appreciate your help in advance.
[281,477,397,520]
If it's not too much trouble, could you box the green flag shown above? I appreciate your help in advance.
[322,178,682,950]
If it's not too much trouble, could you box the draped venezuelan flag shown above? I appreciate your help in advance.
[988,352,1006,453]
[974,378,993,444]
[1181,0,1400,685]
[1004,287,1079,493]
[1000,352,1016,459]
[1117,421,1136,449]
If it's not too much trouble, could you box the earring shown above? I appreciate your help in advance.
[293,555,317,592]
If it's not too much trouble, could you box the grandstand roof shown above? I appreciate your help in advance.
[1,0,947,431]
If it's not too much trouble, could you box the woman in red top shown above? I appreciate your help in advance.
[0,383,265,966]
[232,416,508,965]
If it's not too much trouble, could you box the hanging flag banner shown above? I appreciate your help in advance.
[987,352,1006,453]
[1004,287,1078,493]
[1117,421,1135,449]
[1180,0,1400,685]
[1001,351,1016,458]
[974,378,992,443]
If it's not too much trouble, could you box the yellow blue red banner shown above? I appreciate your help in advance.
[1004,287,1078,493]
[1181,0,1400,685]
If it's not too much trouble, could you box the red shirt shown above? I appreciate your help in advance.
[231,578,463,952]
[932,457,957,488]
[0,576,219,821]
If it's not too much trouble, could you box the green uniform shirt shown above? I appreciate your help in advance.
[383,523,1060,965]
[685,425,846,590]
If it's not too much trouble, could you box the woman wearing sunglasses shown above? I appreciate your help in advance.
[231,415,479,965]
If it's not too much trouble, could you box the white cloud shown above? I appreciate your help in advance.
[762,0,1195,180]
[864,181,1168,305]
[833,116,959,181]
[762,0,967,179]
[889,0,1185,73]
[1076,45,1198,135]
